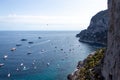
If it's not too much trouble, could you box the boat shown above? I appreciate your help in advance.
[38,37,41,39]
[7,73,10,77]
[60,49,63,51]
[21,39,27,41]
[16,44,22,46]
[20,63,24,66]
[27,52,32,55]
[28,41,34,44]
[11,48,16,51]
[41,49,45,52]
[16,68,19,71]
[23,66,29,70]
[55,46,57,48]
[47,63,50,66]
[32,62,35,65]
[3,55,8,60]
[23,66,27,70]
[0,63,4,67]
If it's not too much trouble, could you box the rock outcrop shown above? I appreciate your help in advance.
[76,10,108,45]
[102,0,120,80]
[67,48,106,80]
[68,0,120,80]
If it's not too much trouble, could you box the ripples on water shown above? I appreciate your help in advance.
[0,31,102,80]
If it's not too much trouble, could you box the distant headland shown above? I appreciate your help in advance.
[76,10,108,46]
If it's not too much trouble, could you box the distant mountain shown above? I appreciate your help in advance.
[76,10,108,45]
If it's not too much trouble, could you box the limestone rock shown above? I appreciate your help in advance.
[102,0,120,80]
[76,10,108,45]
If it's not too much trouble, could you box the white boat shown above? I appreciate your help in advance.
[16,68,19,71]
[11,48,16,51]
[7,73,10,77]
[23,66,26,70]
[0,63,4,67]
[47,63,50,66]
[23,66,29,70]
[20,63,24,66]
[41,49,45,52]
[3,55,8,60]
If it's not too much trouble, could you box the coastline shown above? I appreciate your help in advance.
[67,48,105,80]
[67,51,96,80]
[79,39,107,46]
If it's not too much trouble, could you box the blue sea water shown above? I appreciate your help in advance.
[0,31,103,80]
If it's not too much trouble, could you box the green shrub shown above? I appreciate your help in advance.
[77,48,106,80]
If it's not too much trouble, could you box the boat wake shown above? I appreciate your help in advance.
[31,40,51,47]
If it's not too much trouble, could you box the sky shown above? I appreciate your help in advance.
[0,0,107,31]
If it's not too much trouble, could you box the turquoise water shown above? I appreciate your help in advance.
[0,31,102,80]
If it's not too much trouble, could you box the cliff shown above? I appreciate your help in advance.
[102,0,120,80]
[68,0,120,80]
[76,10,108,45]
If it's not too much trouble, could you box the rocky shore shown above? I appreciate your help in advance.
[67,48,106,80]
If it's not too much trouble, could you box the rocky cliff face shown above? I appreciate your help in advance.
[76,10,108,45]
[102,0,120,80]
[68,0,120,80]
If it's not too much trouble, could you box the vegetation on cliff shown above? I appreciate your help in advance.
[68,48,106,80]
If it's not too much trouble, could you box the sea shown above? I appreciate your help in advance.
[0,31,103,80]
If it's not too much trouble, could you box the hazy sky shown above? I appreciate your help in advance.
[0,0,107,31]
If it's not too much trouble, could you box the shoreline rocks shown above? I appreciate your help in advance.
[67,48,105,80]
